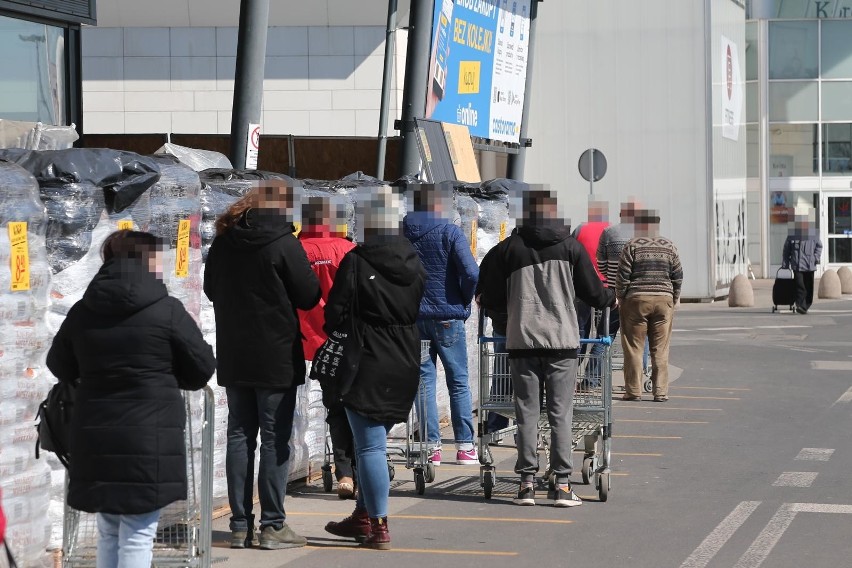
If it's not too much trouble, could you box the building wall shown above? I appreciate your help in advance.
[82,25,408,137]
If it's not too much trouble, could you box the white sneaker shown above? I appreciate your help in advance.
[550,485,583,508]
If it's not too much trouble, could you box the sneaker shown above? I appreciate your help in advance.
[456,447,478,465]
[258,523,307,550]
[513,485,536,506]
[428,448,442,466]
[230,529,259,549]
[550,484,583,508]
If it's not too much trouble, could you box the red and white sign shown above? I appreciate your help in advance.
[245,123,260,170]
[721,36,742,142]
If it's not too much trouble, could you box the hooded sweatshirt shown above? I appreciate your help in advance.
[478,223,615,358]
[324,235,426,423]
[403,211,479,320]
[204,208,321,389]
[46,259,215,514]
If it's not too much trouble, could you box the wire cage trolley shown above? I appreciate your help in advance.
[62,386,215,568]
[595,308,652,394]
[477,313,615,502]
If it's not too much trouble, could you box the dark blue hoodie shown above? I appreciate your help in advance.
[403,211,479,320]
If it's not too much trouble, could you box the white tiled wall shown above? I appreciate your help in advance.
[82,26,407,136]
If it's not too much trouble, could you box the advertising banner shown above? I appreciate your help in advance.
[425,0,532,144]
[721,35,743,142]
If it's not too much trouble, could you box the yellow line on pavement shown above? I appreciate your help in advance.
[289,511,573,524]
[613,405,723,411]
[669,395,740,401]
[306,546,518,556]
[670,386,751,391]
[618,419,709,425]
[614,434,682,439]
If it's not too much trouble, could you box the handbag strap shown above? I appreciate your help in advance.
[3,541,18,568]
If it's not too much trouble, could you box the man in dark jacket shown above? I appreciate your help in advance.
[403,184,479,466]
[204,184,321,550]
[47,230,216,568]
[478,189,615,508]
[782,215,823,314]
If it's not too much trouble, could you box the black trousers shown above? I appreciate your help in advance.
[794,270,815,311]
[325,400,356,480]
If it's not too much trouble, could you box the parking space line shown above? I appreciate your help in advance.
[679,501,761,568]
[772,472,818,487]
[613,405,724,412]
[670,386,751,391]
[614,434,682,439]
[733,503,797,568]
[306,545,519,556]
[795,448,834,461]
[289,511,573,524]
[669,395,741,401]
[833,385,852,404]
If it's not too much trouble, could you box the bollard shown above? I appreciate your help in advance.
[727,274,754,307]
[817,269,842,299]
[838,266,852,294]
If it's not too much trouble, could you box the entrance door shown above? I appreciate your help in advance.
[825,194,852,265]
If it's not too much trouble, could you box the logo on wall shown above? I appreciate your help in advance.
[721,36,742,142]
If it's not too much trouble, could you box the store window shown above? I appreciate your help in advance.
[769,21,818,79]
[822,20,852,79]
[822,82,852,122]
[769,81,818,121]
[827,196,852,262]
[821,124,852,174]
[746,22,759,81]
[769,124,818,176]
[0,14,66,124]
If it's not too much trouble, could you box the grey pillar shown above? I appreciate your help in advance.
[398,0,435,178]
[506,0,539,182]
[229,0,270,169]
[376,0,399,179]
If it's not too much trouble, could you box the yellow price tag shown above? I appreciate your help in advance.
[458,61,481,95]
[293,222,302,237]
[8,222,30,292]
[499,221,507,242]
[336,223,348,236]
[470,219,478,257]
[118,220,133,230]
[175,219,191,278]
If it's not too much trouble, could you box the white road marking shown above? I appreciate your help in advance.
[753,325,812,329]
[733,504,797,568]
[772,472,818,487]
[833,385,852,405]
[790,503,852,514]
[679,501,761,568]
[795,448,834,461]
[695,327,751,331]
[810,361,852,371]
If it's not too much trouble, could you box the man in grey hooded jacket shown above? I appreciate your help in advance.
[782,216,822,314]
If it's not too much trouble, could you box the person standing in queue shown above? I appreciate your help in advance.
[204,182,321,550]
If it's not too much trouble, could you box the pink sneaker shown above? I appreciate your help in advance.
[428,448,442,466]
[456,447,478,465]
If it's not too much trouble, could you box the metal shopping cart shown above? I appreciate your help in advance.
[386,340,435,495]
[62,386,215,568]
[477,312,615,502]
[593,308,652,394]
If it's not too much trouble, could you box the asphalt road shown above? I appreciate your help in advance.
[211,286,852,568]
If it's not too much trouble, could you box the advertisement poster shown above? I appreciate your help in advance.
[721,35,743,142]
[425,0,532,144]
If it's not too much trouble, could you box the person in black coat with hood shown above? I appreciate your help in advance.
[46,230,216,568]
[203,182,321,550]
[323,187,425,551]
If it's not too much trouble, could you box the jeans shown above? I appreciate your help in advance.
[346,408,393,518]
[226,386,297,531]
[416,319,475,447]
[96,509,161,568]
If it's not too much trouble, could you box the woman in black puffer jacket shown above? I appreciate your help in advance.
[323,187,425,551]
[46,230,216,568]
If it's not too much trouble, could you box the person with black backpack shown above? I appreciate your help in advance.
[45,230,216,568]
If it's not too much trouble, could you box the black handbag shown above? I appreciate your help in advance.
[35,380,76,468]
[310,257,365,401]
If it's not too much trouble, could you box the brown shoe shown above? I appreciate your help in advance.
[621,395,641,401]
[337,477,355,500]
[325,505,371,542]
[361,517,390,550]
[653,396,669,402]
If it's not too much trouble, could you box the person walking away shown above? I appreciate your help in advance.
[781,215,822,314]
[572,199,610,339]
[478,188,615,507]
[46,230,216,568]
[297,195,357,499]
[403,184,479,466]
[615,211,683,402]
[204,182,321,550]
[323,187,426,549]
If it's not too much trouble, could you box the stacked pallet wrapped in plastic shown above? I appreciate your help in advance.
[0,159,55,568]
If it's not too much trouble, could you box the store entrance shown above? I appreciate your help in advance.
[825,194,852,265]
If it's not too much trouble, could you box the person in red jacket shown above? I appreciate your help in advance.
[298,195,357,499]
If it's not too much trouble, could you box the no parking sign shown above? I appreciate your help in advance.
[245,123,260,170]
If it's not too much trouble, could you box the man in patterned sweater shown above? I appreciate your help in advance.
[615,211,683,402]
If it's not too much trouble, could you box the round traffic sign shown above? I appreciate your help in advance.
[578,148,607,182]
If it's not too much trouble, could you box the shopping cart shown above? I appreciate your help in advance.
[592,308,652,393]
[477,312,615,502]
[62,386,215,567]
[385,340,435,495]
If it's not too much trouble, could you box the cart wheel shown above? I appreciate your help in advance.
[598,472,610,502]
[321,467,334,493]
[425,463,436,483]
[387,463,395,482]
[547,472,556,491]
[483,470,494,499]
[643,378,653,393]
[581,457,594,485]
[772,305,777,313]
[414,469,426,495]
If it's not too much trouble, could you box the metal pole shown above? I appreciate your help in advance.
[507,0,540,181]
[229,0,270,169]
[376,0,399,179]
[589,149,594,196]
[398,0,435,178]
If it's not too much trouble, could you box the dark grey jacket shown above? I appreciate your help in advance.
[782,236,822,272]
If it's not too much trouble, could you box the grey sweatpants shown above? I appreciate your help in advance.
[511,355,578,485]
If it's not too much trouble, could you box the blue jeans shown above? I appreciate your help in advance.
[226,387,297,531]
[346,408,393,518]
[96,509,161,568]
[416,319,475,446]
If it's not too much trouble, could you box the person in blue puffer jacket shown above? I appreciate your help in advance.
[403,184,480,466]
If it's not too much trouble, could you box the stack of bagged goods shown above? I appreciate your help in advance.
[0,160,54,567]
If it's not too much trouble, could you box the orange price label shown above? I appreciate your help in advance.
[118,220,134,230]
[293,222,302,237]
[499,221,507,242]
[470,219,478,257]
[175,219,191,278]
[8,222,30,292]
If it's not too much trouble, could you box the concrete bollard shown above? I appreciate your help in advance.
[818,269,842,299]
[838,266,852,294]
[727,274,754,307]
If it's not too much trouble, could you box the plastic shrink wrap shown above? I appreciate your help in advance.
[155,143,232,173]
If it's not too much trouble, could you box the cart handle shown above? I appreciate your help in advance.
[581,336,612,346]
